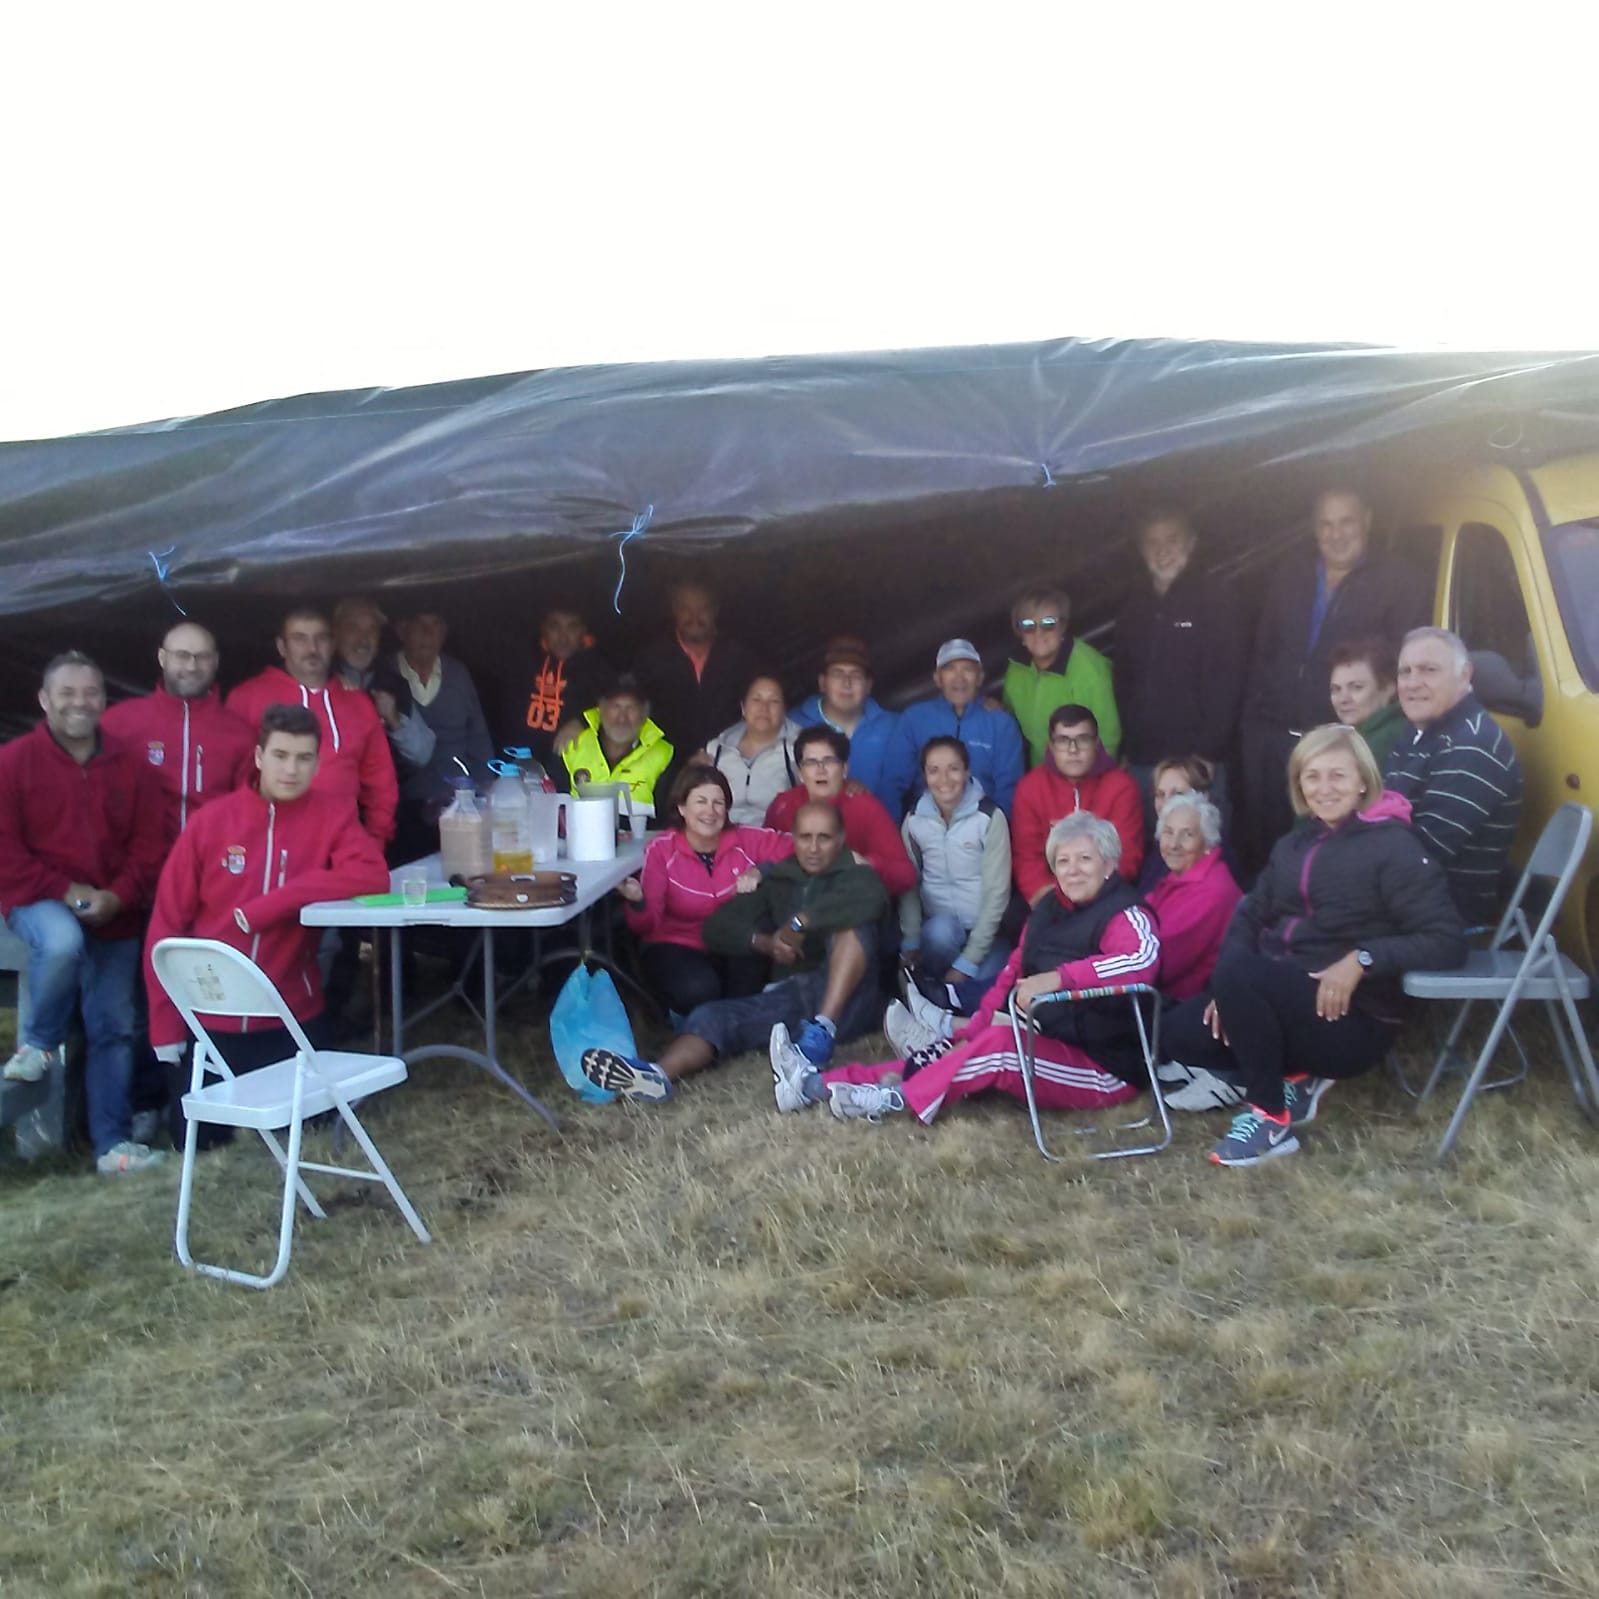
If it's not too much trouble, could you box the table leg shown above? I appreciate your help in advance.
[390,929,405,1054]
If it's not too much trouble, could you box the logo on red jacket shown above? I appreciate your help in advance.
[147,740,165,767]
[223,846,247,876]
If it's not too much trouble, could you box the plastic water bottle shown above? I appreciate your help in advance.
[439,776,493,881]
[488,760,534,874]
[503,746,557,794]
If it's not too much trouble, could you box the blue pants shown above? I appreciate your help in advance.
[916,912,1010,1005]
[4,901,138,1157]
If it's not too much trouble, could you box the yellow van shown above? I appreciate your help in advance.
[1388,452,1599,972]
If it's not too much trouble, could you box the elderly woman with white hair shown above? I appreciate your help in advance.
[775,811,1161,1125]
[1145,790,1242,1002]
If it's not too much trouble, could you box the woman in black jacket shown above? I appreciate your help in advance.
[1162,724,1466,1167]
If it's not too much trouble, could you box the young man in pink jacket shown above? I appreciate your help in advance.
[144,704,389,1147]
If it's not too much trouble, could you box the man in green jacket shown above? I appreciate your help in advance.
[559,673,673,806]
[580,803,887,1101]
[1002,586,1121,766]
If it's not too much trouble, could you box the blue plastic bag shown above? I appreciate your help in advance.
[549,964,636,1104]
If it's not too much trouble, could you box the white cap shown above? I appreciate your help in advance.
[935,638,981,668]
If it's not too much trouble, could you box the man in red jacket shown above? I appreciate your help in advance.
[144,704,390,1146]
[763,725,917,897]
[1011,704,1143,905]
[225,606,398,845]
[102,621,256,844]
[0,652,168,1174]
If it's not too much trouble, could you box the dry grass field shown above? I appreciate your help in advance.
[3,996,1599,1599]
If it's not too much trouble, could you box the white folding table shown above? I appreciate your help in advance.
[301,842,645,1130]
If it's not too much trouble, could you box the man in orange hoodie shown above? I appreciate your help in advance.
[1011,705,1143,905]
[144,704,390,1147]
[225,606,398,846]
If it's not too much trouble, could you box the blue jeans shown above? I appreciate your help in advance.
[916,912,1010,1013]
[4,901,138,1156]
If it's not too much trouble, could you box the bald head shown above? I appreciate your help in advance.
[159,622,220,700]
[792,800,845,876]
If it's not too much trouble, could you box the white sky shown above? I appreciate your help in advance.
[4,3,1597,442]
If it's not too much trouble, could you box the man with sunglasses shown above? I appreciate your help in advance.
[794,636,901,813]
[1002,588,1120,768]
[1011,704,1143,905]
[763,724,916,896]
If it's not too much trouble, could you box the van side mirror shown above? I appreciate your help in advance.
[1469,647,1543,728]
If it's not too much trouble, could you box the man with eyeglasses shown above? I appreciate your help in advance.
[102,621,255,846]
[884,639,1026,819]
[794,637,901,813]
[1001,587,1120,768]
[763,725,916,896]
[1113,510,1244,829]
[1011,704,1143,905]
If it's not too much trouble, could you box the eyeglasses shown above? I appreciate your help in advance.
[1050,733,1095,751]
[799,756,843,770]
[1016,617,1061,632]
[164,650,217,666]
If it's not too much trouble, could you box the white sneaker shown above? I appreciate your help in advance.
[827,1082,904,1122]
[769,1023,815,1114]
[96,1140,167,1176]
[3,1043,58,1083]
[904,985,955,1041]
[1164,1066,1248,1113]
[883,999,942,1060]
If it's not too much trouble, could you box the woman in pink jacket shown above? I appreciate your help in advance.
[617,761,791,1018]
[1145,790,1241,1002]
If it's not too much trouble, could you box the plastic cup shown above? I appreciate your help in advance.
[401,876,428,908]
[627,811,648,842]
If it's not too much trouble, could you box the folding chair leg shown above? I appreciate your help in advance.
[1419,1000,1476,1102]
[1549,991,1599,1120]
[258,1127,328,1219]
[1006,1001,1061,1162]
[335,1100,432,1244]
[1434,998,1523,1160]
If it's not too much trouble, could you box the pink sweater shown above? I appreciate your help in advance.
[1145,847,1243,1000]
[624,825,793,950]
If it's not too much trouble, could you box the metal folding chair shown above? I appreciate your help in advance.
[1402,802,1599,1160]
[152,938,431,1289]
[1005,983,1172,1161]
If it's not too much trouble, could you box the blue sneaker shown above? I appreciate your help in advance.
[795,1017,835,1066]
[580,1048,672,1103]
[1208,1105,1300,1167]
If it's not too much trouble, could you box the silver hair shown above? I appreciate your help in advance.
[1401,626,1470,675]
[1045,810,1122,870]
[1156,788,1223,850]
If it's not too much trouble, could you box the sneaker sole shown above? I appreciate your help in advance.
[1209,1133,1301,1167]
[580,1048,671,1103]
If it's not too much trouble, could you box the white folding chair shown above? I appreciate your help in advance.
[1402,802,1599,1160]
[1005,983,1172,1162]
[151,937,431,1289]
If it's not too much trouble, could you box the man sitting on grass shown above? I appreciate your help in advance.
[581,802,887,1102]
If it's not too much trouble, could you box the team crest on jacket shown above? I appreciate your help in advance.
[223,846,247,876]
[147,740,165,767]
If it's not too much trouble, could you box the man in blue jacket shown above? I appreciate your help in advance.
[883,639,1025,818]
[794,636,901,814]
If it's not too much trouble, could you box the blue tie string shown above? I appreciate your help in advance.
[610,505,655,613]
[147,546,188,615]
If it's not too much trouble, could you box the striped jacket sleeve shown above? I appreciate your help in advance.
[1053,904,1161,992]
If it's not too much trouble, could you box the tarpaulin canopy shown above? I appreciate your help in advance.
[3,335,1598,735]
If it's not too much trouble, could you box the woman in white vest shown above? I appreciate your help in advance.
[705,674,802,827]
[897,734,1012,1016]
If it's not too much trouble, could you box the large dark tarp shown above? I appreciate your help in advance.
[3,336,1599,734]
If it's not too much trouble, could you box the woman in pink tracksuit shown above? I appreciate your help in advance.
[778,810,1159,1125]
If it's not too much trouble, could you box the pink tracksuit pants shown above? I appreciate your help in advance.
[822,1021,1137,1125]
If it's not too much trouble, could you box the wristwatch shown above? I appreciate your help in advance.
[789,914,805,934]
[1355,949,1374,969]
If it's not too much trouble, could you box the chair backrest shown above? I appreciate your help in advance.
[151,938,318,1060]
[1492,802,1593,954]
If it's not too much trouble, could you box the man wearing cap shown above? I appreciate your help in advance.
[883,640,1026,818]
[560,673,674,807]
[101,621,256,846]
[332,596,436,776]
[794,637,901,815]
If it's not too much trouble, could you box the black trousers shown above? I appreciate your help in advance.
[639,942,769,1020]
[1162,948,1397,1116]
[167,1015,334,1150]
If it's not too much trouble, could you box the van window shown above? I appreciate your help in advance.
[1545,519,1599,691]
[1452,523,1534,664]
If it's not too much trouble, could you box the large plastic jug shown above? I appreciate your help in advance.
[439,776,493,881]
[488,761,534,874]
[527,790,563,865]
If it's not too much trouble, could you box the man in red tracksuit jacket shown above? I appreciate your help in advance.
[101,620,256,844]
[0,651,169,1173]
[763,724,917,897]
[1011,704,1144,905]
[144,703,390,1147]
[225,606,398,846]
